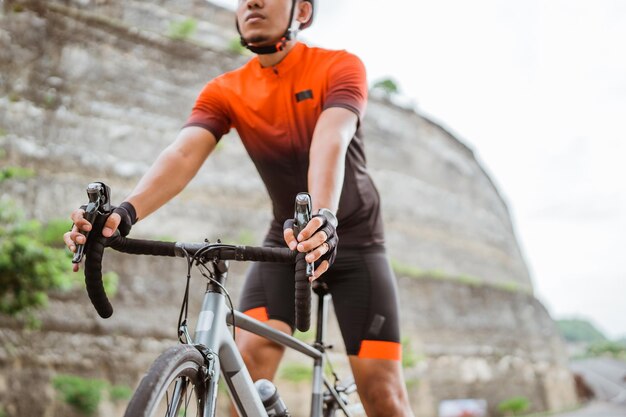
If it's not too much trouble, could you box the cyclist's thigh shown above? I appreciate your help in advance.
[239,260,295,330]
[324,245,402,360]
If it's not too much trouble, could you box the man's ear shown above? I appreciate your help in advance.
[296,0,313,27]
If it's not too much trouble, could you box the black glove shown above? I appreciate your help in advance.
[312,209,339,268]
[111,201,137,237]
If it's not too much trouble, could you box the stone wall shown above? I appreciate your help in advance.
[0,1,577,416]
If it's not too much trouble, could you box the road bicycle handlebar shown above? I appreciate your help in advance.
[77,183,312,331]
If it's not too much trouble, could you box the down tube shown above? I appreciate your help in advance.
[219,335,267,417]
[194,291,267,417]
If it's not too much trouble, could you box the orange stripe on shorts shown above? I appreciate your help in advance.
[358,340,402,361]
[244,306,269,322]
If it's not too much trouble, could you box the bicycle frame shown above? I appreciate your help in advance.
[185,264,351,417]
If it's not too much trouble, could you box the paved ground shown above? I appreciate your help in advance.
[552,358,626,416]
[571,358,626,404]
[552,401,626,417]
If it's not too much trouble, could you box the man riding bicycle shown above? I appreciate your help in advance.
[65,0,415,415]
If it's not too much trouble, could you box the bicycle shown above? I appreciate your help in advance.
[72,182,363,417]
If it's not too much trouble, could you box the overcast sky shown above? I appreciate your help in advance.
[212,0,626,339]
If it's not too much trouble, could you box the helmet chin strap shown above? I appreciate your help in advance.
[237,0,299,55]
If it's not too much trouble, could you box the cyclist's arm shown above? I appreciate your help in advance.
[308,107,357,213]
[122,126,218,222]
[66,126,217,248]
[284,107,357,276]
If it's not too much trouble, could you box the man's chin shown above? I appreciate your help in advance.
[243,34,272,46]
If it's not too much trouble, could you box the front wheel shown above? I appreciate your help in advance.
[124,345,209,417]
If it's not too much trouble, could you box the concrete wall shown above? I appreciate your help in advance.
[0,1,577,415]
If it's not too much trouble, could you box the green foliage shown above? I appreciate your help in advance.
[557,319,607,343]
[53,374,106,416]
[167,18,198,40]
[228,37,247,55]
[294,328,314,343]
[0,127,7,137]
[401,337,422,369]
[41,218,73,247]
[390,259,424,278]
[279,362,312,383]
[457,274,482,287]
[103,271,120,298]
[109,384,132,402]
[236,229,256,246]
[0,166,35,182]
[586,340,626,359]
[0,405,7,417]
[0,200,78,316]
[372,78,400,95]
[497,396,530,416]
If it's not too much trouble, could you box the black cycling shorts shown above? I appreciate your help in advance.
[239,244,402,361]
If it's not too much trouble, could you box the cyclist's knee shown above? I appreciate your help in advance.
[359,381,412,417]
[239,342,284,381]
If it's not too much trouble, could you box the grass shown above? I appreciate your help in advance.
[167,18,197,41]
[391,259,531,294]
[279,362,312,383]
[109,384,132,402]
[401,337,424,369]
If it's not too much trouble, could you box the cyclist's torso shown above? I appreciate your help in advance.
[186,42,384,247]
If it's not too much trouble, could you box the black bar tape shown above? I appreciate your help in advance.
[107,235,177,257]
[233,246,295,263]
[84,218,113,318]
[294,251,311,332]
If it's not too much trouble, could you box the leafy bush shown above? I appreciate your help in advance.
[497,396,530,416]
[0,166,35,182]
[167,18,197,40]
[0,200,77,315]
[41,218,73,248]
[53,374,106,416]
[52,374,133,414]
[586,340,626,359]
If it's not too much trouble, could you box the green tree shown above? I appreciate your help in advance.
[586,340,626,359]
[557,319,607,343]
[371,77,400,96]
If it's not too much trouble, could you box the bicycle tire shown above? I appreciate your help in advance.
[124,345,208,417]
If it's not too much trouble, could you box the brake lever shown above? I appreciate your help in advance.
[72,182,112,264]
[293,192,313,278]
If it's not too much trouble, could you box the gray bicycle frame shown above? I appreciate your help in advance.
[188,268,353,417]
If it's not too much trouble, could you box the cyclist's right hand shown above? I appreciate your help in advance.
[64,201,138,256]
[63,209,122,254]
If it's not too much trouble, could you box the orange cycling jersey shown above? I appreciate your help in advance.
[185,42,384,247]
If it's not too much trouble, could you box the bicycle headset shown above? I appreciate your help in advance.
[236,0,315,55]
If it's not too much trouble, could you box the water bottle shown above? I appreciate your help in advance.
[254,379,290,416]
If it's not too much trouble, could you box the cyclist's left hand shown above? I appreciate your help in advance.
[283,211,338,279]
